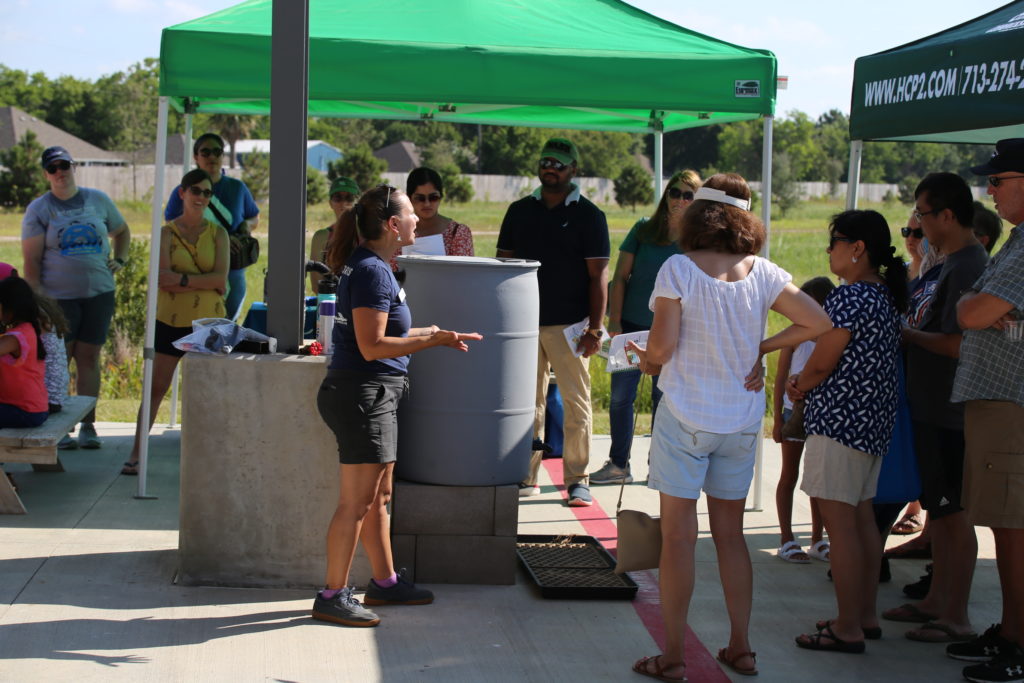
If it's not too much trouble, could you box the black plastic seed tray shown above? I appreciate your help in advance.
[516,534,639,600]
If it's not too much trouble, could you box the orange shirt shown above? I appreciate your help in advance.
[0,322,47,413]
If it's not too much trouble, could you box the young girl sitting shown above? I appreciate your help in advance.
[35,295,70,414]
[0,276,49,429]
[772,276,835,563]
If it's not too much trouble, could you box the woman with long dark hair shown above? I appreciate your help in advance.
[313,185,481,627]
[789,209,908,654]
[405,167,474,256]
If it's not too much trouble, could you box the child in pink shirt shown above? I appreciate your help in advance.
[0,276,48,428]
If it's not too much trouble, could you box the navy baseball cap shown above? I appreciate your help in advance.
[41,146,74,169]
[970,138,1024,175]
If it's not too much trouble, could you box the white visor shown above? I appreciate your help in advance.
[693,186,750,211]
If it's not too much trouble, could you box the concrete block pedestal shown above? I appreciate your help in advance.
[391,480,519,585]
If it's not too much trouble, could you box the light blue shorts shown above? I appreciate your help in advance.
[648,408,761,500]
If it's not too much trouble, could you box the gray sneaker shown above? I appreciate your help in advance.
[78,423,101,449]
[589,460,633,484]
[364,572,434,606]
[312,587,380,627]
[57,435,79,451]
[567,482,593,507]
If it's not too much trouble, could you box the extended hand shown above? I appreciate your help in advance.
[434,330,483,351]
[625,340,660,376]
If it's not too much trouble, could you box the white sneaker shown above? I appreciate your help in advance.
[518,483,541,498]
[589,460,633,484]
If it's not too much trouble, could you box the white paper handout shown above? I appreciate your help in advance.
[563,317,607,358]
[605,330,648,373]
[401,233,445,257]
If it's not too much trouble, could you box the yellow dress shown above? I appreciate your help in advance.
[157,220,226,327]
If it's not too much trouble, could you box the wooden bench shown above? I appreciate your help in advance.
[0,395,97,514]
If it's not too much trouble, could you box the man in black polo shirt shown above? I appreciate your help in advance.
[497,137,610,507]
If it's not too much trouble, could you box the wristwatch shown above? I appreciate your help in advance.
[180,273,189,287]
[584,327,602,340]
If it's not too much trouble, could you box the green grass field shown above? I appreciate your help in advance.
[0,195,1001,427]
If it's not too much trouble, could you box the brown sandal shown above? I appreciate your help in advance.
[632,655,687,682]
[891,513,924,535]
[717,647,758,676]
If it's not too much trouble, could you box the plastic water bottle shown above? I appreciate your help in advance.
[317,294,336,354]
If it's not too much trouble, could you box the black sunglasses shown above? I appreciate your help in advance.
[187,186,213,198]
[198,148,224,158]
[829,235,856,249]
[539,158,569,171]
[46,160,72,174]
[411,192,442,203]
[330,192,355,203]
[901,227,924,239]
[988,174,1024,187]
[667,187,695,201]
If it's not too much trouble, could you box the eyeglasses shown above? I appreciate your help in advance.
[330,192,355,204]
[667,187,694,201]
[197,148,223,158]
[913,208,941,221]
[539,158,569,171]
[828,235,855,249]
[187,186,213,198]
[45,160,72,174]
[901,226,924,239]
[411,192,442,203]
[988,174,1024,187]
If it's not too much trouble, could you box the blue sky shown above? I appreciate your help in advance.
[0,0,1006,118]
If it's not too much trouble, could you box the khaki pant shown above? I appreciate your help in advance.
[525,325,592,487]
[962,400,1024,529]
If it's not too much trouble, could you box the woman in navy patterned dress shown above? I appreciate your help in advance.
[787,210,908,654]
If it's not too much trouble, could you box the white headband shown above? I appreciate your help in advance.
[694,186,750,211]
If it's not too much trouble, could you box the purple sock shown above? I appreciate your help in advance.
[374,573,398,588]
[320,588,342,599]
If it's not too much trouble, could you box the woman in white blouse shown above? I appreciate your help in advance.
[629,174,831,681]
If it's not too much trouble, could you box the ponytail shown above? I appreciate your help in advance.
[881,250,909,313]
[325,209,359,274]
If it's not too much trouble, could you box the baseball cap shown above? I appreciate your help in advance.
[540,138,578,166]
[970,138,1024,175]
[329,176,360,196]
[41,146,74,169]
[0,262,16,280]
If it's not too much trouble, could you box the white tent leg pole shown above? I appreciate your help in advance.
[846,140,863,210]
[138,95,169,500]
[653,129,664,201]
[748,114,774,514]
[168,365,180,428]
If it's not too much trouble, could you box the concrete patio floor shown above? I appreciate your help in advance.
[0,422,1000,682]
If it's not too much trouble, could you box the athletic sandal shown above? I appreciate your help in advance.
[891,512,924,535]
[815,619,881,640]
[905,621,977,643]
[882,603,937,623]
[632,655,687,682]
[777,540,810,564]
[121,461,139,476]
[807,539,830,562]
[717,648,757,676]
[795,624,866,654]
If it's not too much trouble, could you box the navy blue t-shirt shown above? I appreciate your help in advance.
[328,246,411,375]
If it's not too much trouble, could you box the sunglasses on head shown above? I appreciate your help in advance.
[187,186,213,198]
[667,187,694,201]
[901,226,924,239]
[198,148,223,158]
[539,158,568,171]
[988,174,1024,187]
[330,192,355,203]
[46,160,72,174]
[412,192,442,203]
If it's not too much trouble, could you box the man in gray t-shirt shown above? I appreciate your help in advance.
[20,146,130,450]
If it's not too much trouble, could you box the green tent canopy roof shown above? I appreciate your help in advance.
[159,0,777,133]
[849,1,1024,143]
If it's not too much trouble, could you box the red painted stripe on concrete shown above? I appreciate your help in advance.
[541,459,729,682]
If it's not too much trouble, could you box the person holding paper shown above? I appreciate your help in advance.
[497,137,610,507]
[405,167,474,256]
[591,170,700,486]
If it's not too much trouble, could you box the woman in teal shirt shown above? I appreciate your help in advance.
[590,170,701,485]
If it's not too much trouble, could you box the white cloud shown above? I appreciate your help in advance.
[108,0,156,12]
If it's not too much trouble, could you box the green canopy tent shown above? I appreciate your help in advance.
[846,1,1024,206]
[137,0,777,499]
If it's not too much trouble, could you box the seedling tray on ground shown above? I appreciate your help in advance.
[516,534,639,600]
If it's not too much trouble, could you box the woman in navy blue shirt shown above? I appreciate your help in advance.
[311,185,481,628]
[788,210,908,654]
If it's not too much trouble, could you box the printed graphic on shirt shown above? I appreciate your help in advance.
[58,221,104,256]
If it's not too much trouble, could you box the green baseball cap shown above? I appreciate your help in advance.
[540,137,578,166]
[329,176,360,196]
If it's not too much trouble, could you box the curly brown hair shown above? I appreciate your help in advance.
[678,173,765,255]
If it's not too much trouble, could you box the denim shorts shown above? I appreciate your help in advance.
[317,369,408,465]
[648,408,760,500]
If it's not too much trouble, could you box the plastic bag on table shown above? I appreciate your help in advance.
[171,317,277,355]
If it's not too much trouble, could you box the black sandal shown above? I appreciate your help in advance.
[795,624,866,654]
[121,461,139,476]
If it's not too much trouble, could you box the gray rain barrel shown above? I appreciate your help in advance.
[395,255,539,486]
